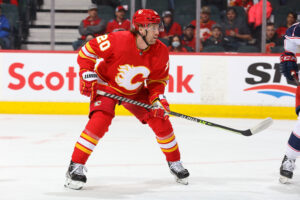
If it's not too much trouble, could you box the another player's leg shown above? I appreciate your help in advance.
[279,120,300,183]
[65,95,116,189]
[279,154,295,184]
[280,87,300,183]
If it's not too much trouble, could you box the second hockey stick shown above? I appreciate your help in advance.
[97,90,273,136]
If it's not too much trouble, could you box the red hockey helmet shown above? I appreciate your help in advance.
[132,9,161,30]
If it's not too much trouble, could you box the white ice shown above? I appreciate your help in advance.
[0,114,300,200]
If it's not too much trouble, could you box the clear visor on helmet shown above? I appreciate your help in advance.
[144,22,164,32]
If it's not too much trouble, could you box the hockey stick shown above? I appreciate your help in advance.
[97,90,273,136]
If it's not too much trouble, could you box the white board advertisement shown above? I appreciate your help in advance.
[0,52,200,103]
[227,56,296,106]
[0,52,87,102]
[0,52,296,107]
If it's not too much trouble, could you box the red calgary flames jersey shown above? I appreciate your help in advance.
[78,31,169,96]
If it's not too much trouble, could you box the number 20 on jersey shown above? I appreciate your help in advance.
[96,35,110,51]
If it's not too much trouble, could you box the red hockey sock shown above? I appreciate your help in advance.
[71,111,113,164]
[148,118,180,162]
[156,132,181,162]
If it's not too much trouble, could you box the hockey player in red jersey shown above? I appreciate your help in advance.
[65,9,189,190]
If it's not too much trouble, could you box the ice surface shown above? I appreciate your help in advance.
[0,114,299,200]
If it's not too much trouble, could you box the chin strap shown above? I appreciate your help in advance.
[138,29,149,47]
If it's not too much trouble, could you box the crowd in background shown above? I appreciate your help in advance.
[0,0,299,53]
[0,0,43,49]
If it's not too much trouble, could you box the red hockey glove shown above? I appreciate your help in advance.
[150,94,170,120]
[79,69,98,97]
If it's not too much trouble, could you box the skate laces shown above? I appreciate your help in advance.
[70,163,87,175]
[169,161,185,172]
[282,158,295,172]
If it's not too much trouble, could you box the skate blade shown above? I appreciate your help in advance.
[279,176,291,184]
[175,177,188,185]
[64,177,85,190]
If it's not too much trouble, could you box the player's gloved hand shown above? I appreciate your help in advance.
[79,69,98,97]
[90,82,112,101]
[279,52,298,81]
[150,94,170,120]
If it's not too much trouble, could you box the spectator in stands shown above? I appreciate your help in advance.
[181,24,198,52]
[229,0,253,13]
[168,35,188,52]
[190,6,216,42]
[0,5,11,49]
[159,11,182,40]
[265,22,283,53]
[221,7,252,51]
[85,34,95,42]
[202,24,225,50]
[276,12,297,38]
[72,4,106,50]
[248,0,273,47]
[106,5,130,33]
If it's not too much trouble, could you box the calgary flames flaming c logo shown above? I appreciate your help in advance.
[115,64,150,91]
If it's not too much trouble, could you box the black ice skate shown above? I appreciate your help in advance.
[168,161,190,185]
[65,161,87,190]
[279,155,295,184]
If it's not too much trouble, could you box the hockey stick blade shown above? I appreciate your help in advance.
[241,117,273,136]
[250,117,273,135]
[96,90,273,136]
